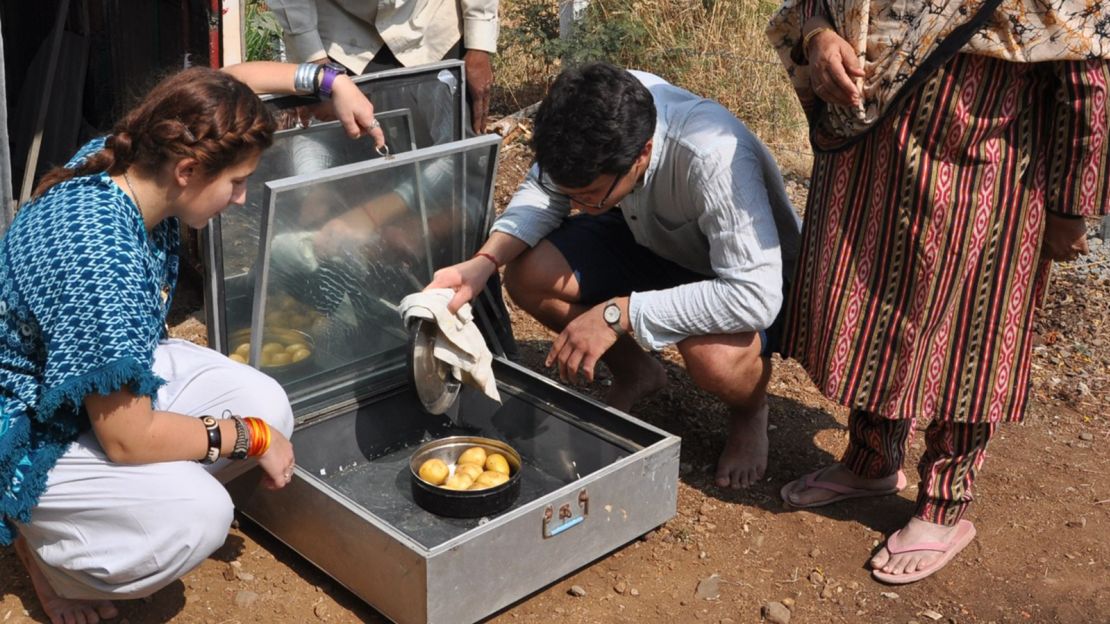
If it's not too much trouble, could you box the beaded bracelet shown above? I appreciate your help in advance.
[230,415,250,460]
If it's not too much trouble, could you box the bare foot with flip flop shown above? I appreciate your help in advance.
[870,518,976,584]
[779,463,905,507]
[780,463,976,583]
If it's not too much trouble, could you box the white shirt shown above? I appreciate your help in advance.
[493,71,801,351]
[269,0,499,72]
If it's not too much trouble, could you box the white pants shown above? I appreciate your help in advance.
[16,339,295,600]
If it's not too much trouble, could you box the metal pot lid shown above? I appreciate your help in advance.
[408,318,461,414]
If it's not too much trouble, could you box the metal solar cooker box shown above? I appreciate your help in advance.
[207,87,680,624]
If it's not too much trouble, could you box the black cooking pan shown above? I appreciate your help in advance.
[409,435,522,518]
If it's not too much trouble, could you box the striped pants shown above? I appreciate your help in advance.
[842,410,996,527]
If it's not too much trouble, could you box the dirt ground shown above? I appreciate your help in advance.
[1,138,1107,624]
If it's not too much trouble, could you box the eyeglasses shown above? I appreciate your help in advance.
[536,166,627,211]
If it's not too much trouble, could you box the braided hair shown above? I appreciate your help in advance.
[33,66,276,198]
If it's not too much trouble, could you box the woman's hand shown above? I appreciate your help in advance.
[426,257,496,314]
[256,428,296,490]
[331,75,387,150]
[1042,212,1089,262]
[805,26,864,107]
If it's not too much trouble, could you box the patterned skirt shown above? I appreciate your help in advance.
[784,53,1110,423]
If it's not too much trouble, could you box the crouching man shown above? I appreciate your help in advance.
[428,62,800,488]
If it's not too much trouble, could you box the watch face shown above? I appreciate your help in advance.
[603,303,620,324]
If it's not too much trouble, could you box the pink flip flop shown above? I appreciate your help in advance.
[871,519,977,584]
[780,466,907,508]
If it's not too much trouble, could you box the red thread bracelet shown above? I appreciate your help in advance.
[473,251,500,268]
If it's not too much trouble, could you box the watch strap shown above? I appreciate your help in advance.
[604,300,626,337]
[317,64,345,98]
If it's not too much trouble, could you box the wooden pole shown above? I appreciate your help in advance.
[559,0,590,41]
[18,0,71,205]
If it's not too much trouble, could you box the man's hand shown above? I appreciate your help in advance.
[427,256,497,313]
[545,303,619,384]
[1042,212,1089,262]
[805,24,863,108]
[464,49,494,134]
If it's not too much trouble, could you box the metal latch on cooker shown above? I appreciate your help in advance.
[542,490,589,538]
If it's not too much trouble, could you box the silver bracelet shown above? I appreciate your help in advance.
[294,62,317,95]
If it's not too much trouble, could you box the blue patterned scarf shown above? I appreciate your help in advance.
[0,138,179,543]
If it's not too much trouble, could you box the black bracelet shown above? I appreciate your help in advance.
[198,415,221,464]
[230,415,250,460]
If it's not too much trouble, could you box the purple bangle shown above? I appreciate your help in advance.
[318,65,343,98]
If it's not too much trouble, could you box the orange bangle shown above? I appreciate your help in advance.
[472,251,500,268]
[244,417,272,457]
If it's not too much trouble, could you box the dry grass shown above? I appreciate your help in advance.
[494,0,812,174]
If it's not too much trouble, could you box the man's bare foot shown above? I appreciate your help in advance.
[781,463,903,507]
[14,536,119,624]
[715,401,769,488]
[606,355,667,412]
[870,518,972,581]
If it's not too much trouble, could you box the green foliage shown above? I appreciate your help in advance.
[245,1,284,62]
[565,6,650,67]
[500,1,563,68]
[500,2,650,73]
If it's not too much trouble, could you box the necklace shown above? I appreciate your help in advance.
[122,170,143,214]
[123,170,171,306]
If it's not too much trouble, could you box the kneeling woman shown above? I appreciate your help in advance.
[0,63,380,623]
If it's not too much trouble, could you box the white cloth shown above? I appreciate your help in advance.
[16,339,295,600]
[493,70,801,351]
[399,289,500,403]
[269,0,500,73]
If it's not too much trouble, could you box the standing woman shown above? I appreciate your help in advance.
[0,62,379,623]
[768,1,1109,583]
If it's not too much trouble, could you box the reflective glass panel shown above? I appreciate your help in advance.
[246,135,501,400]
[217,110,415,348]
[207,62,466,354]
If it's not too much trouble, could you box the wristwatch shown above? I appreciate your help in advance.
[603,300,626,337]
[316,62,347,99]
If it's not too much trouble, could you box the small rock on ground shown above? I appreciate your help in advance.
[761,601,791,624]
[568,585,587,597]
[695,574,721,600]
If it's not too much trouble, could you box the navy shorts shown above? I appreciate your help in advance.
[544,210,784,356]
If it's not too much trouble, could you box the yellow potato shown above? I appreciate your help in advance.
[261,342,285,355]
[290,348,312,363]
[418,459,449,485]
[472,470,510,489]
[442,473,474,490]
[457,447,487,467]
[484,453,510,476]
[285,342,309,353]
[455,463,483,481]
[229,353,247,364]
[267,352,292,367]
[234,342,251,357]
